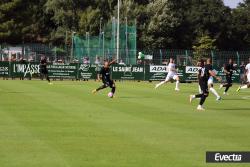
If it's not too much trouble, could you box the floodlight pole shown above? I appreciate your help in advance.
[102,32,105,59]
[125,16,128,64]
[86,32,90,57]
[116,0,120,62]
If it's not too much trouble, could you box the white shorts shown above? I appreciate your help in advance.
[247,73,250,83]
[165,73,178,81]
[207,77,213,85]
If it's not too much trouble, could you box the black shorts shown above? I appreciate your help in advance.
[226,75,232,84]
[199,81,209,94]
[40,68,48,75]
[103,80,114,88]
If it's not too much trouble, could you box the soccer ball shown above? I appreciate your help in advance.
[108,92,113,98]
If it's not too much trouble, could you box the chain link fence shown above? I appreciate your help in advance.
[1,44,249,67]
[139,49,250,67]
[0,44,71,63]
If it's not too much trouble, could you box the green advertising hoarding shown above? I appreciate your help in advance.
[145,65,186,81]
[11,62,40,78]
[47,63,77,79]
[10,62,77,79]
[184,66,240,83]
[146,65,167,81]
[111,65,145,80]
[78,64,99,79]
[0,62,10,77]
[0,62,241,83]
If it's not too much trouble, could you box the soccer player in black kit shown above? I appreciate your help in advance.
[190,59,221,111]
[40,56,52,84]
[219,59,235,95]
[92,59,116,97]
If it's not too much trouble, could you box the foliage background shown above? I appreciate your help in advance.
[0,0,249,50]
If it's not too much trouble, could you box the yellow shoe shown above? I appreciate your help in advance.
[48,82,53,85]
[92,89,97,94]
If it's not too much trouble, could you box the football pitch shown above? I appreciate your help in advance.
[0,80,249,167]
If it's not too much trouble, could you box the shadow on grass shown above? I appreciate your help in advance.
[1,91,26,94]
[222,98,243,101]
[119,96,152,99]
[220,108,250,111]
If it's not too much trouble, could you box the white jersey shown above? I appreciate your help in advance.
[165,63,178,81]
[246,63,250,82]
[167,63,176,75]
[246,63,250,74]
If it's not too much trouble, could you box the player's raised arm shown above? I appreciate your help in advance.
[108,59,116,66]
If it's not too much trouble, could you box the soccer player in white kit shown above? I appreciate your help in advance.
[155,58,180,91]
[237,58,250,91]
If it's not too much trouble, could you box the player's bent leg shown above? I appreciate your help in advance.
[200,93,208,104]
[45,74,52,84]
[198,85,202,94]
[93,84,107,93]
[190,94,202,103]
[110,81,116,94]
[219,83,224,89]
[190,95,196,103]
[155,77,169,89]
[174,75,180,91]
[197,93,208,111]
[236,86,241,92]
[208,83,221,100]
[237,83,250,92]
[224,77,233,94]
[224,83,232,94]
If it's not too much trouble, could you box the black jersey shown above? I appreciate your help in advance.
[240,65,245,74]
[99,67,111,83]
[198,67,210,84]
[225,63,234,77]
[205,64,213,72]
[40,59,47,69]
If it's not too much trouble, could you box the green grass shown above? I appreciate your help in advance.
[0,80,249,167]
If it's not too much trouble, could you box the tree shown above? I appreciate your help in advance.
[0,0,35,43]
[146,0,190,49]
[0,0,249,50]
[230,0,250,49]
[78,7,101,35]
[187,0,232,49]
[192,35,217,60]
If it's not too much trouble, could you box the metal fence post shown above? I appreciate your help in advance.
[211,50,215,67]
[185,50,188,66]
[236,51,240,66]
[160,49,162,65]
[0,44,2,61]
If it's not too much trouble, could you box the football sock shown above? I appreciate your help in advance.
[112,87,116,94]
[241,85,248,89]
[200,94,207,105]
[195,94,202,98]
[209,87,219,98]
[175,80,180,89]
[96,85,107,91]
